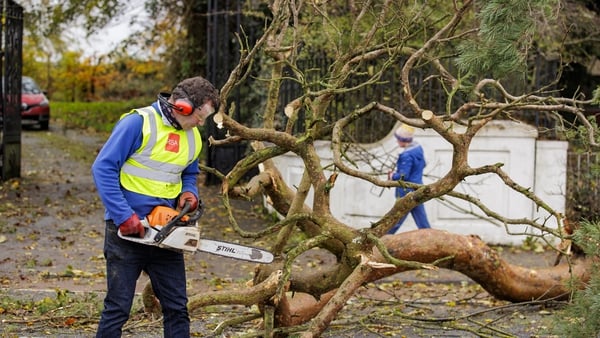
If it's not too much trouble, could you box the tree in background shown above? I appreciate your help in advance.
[20,0,598,102]
[19,0,161,100]
[18,1,274,102]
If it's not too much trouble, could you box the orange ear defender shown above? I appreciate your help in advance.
[157,91,196,116]
[173,98,194,116]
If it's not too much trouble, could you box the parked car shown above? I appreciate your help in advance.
[21,76,50,130]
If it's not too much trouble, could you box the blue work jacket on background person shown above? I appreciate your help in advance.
[390,142,426,197]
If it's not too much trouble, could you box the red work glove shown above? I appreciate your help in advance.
[119,213,145,238]
[178,191,198,211]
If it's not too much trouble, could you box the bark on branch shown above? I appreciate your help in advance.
[370,230,590,302]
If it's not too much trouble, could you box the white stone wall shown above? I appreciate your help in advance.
[271,120,568,245]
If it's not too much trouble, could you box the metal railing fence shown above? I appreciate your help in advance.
[0,0,24,181]
[566,152,600,222]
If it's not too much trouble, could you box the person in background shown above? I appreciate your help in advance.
[387,123,431,234]
[92,76,219,337]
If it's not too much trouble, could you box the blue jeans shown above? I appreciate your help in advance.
[96,221,190,337]
[387,204,431,234]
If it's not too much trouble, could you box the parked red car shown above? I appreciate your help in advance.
[21,76,50,130]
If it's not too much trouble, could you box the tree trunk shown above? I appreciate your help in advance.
[370,229,590,302]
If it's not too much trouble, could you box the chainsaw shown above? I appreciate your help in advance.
[117,202,274,264]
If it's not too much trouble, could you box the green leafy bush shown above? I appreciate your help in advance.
[51,99,151,132]
[50,99,210,162]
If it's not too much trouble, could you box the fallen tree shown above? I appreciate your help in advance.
[142,0,599,336]
[186,229,590,329]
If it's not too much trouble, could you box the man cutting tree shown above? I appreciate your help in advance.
[91,76,219,337]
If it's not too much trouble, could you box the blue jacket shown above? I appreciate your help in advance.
[91,102,200,226]
[391,142,426,198]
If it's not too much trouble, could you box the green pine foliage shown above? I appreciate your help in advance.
[552,220,600,337]
[593,87,600,105]
[456,0,558,79]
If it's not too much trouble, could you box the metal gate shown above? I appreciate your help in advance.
[204,0,259,185]
[0,0,23,181]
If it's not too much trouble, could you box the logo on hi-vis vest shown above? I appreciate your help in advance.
[165,133,180,153]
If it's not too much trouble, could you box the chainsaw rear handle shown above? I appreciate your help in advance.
[154,201,198,243]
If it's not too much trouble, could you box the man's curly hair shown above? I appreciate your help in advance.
[172,76,220,111]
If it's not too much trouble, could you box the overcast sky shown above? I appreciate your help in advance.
[68,1,148,57]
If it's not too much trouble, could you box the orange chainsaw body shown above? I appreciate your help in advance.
[146,206,189,226]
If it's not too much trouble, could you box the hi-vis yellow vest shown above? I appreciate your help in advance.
[119,107,202,198]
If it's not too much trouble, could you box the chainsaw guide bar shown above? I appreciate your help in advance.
[197,239,274,264]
